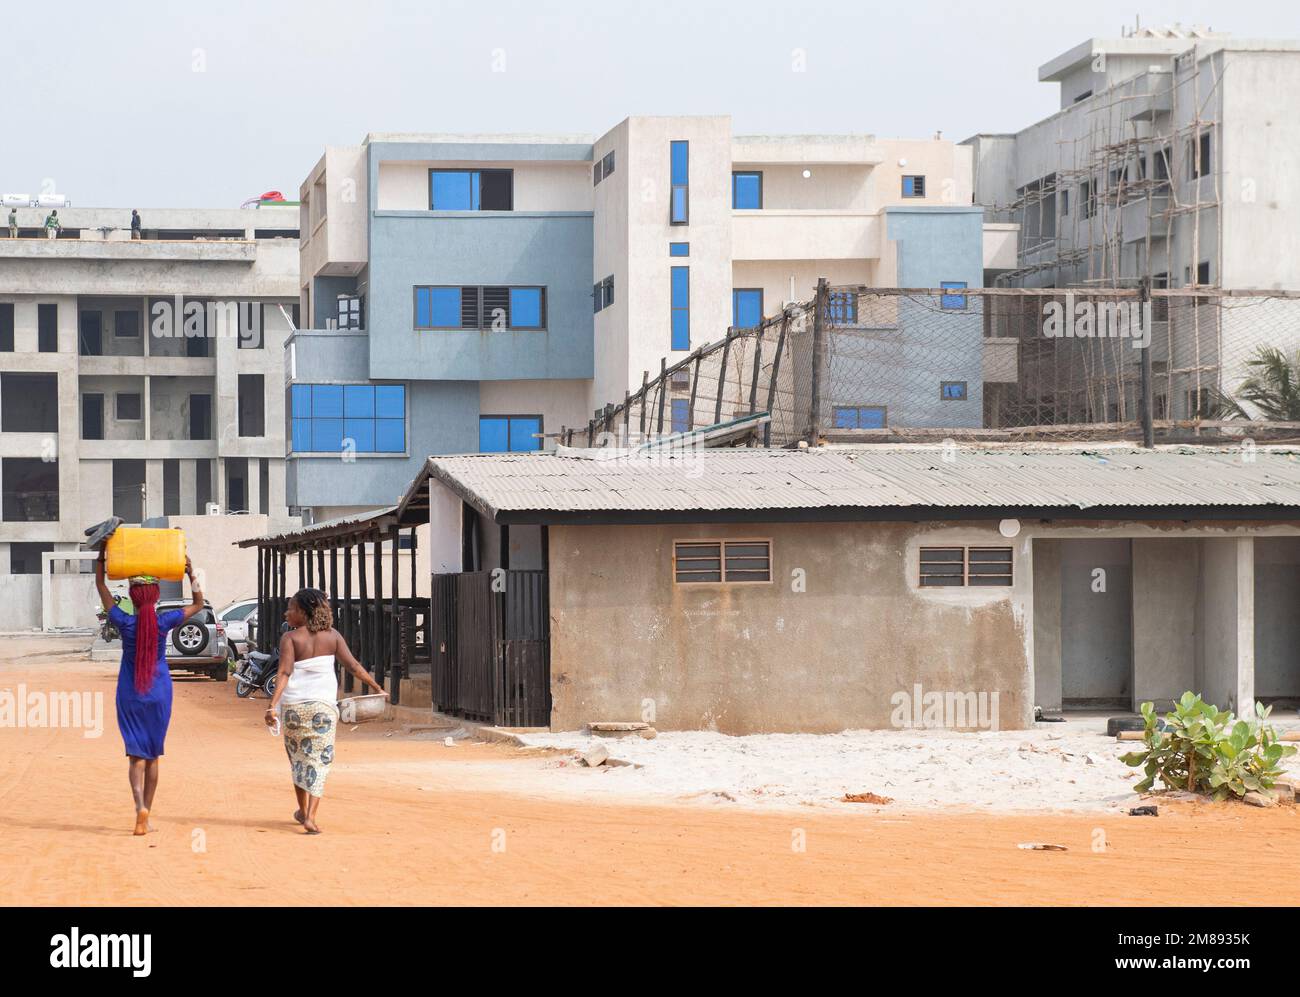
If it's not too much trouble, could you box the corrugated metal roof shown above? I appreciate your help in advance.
[235,504,398,548]
[424,446,1300,519]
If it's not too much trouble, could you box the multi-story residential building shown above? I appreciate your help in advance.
[0,206,301,628]
[290,118,988,522]
[963,27,1300,419]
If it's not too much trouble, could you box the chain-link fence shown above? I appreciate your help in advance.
[564,282,1300,448]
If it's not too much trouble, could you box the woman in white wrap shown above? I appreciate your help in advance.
[265,588,386,834]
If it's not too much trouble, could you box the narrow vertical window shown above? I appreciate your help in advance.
[670,141,689,224]
[671,266,690,351]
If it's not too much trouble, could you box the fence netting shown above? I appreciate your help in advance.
[563,285,1300,448]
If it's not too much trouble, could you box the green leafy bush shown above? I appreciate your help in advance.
[1120,693,1296,801]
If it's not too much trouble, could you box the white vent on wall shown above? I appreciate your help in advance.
[206,502,221,516]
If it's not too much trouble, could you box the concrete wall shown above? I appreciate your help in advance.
[1254,536,1300,699]
[1132,538,1199,706]
[365,212,595,382]
[548,520,1032,734]
[1058,539,1132,703]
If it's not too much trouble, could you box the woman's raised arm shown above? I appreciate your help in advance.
[94,550,115,613]
[179,557,206,621]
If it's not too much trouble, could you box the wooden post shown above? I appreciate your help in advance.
[389,523,400,705]
[687,352,702,434]
[317,547,326,592]
[355,539,368,693]
[765,313,790,447]
[637,370,649,436]
[748,324,765,415]
[1139,277,1154,447]
[808,278,829,445]
[276,549,286,645]
[656,357,668,435]
[373,530,385,690]
[409,526,417,602]
[715,327,735,425]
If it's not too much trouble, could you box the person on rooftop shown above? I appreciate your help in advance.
[131,209,141,239]
[7,206,17,238]
[44,209,61,240]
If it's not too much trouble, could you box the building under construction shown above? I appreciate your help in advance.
[964,24,1300,425]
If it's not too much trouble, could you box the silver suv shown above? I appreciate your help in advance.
[160,600,233,682]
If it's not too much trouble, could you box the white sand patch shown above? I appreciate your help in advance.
[515,715,1300,813]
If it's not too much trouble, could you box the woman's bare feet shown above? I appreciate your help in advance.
[133,809,150,836]
[302,817,321,834]
[293,809,305,825]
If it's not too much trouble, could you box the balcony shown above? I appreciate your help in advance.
[732,210,881,262]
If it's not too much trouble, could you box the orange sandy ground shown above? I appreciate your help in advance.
[2,635,1298,907]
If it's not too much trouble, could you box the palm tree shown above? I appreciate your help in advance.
[1211,346,1300,421]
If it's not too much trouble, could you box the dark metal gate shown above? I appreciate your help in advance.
[431,569,550,727]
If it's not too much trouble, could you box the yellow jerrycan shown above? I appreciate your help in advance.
[104,527,187,581]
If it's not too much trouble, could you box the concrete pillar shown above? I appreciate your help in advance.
[215,456,227,512]
[247,457,262,518]
[143,375,152,441]
[145,459,164,522]
[1030,539,1062,712]
[179,459,197,515]
[268,459,288,525]
[1196,537,1255,713]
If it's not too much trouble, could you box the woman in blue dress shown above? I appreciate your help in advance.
[94,550,206,835]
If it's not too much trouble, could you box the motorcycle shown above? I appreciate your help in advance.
[233,623,289,699]
[96,608,120,644]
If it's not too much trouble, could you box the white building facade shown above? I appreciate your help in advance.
[0,205,301,628]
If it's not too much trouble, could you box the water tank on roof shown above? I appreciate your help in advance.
[2,193,30,207]
[36,193,69,208]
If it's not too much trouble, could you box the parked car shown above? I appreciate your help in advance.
[216,599,258,653]
[160,600,233,681]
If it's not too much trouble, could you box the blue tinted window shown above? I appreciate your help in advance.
[671,186,688,224]
[312,384,343,418]
[375,384,404,419]
[509,417,542,452]
[291,383,311,418]
[509,288,543,328]
[669,242,689,257]
[480,415,543,453]
[670,141,689,185]
[343,384,373,418]
[833,406,886,429]
[941,381,968,401]
[416,287,461,328]
[940,281,968,310]
[375,418,405,452]
[289,383,404,453]
[479,417,509,453]
[344,418,375,452]
[733,289,763,329]
[732,172,762,209]
[671,398,689,433]
[312,418,344,452]
[671,266,690,351]
[902,175,925,198]
[430,170,479,210]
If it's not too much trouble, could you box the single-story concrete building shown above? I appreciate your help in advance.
[290,444,1300,734]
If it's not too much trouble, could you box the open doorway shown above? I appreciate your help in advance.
[1033,538,1133,712]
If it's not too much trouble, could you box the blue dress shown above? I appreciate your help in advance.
[111,606,184,759]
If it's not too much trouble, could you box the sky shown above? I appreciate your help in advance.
[3,0,1298,208]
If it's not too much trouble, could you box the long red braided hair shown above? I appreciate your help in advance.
[128,582,162,693]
